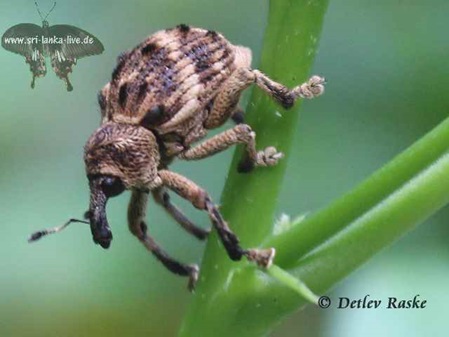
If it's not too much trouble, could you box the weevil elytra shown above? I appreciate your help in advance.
[29,25,325,290]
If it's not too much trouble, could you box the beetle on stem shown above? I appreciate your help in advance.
[29,25,325,290]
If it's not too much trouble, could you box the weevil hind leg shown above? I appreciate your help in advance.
[252,70,325,108]
[152,188,210,240]
[202,45,251,128]
[204,67,325,129]
[128,190,199,291]
[157,170,275,268]
[204,68,254,129]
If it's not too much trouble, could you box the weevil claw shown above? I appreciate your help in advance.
[187,264,199,292]
[245,248,276,268]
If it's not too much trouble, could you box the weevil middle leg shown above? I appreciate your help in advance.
[178,124,284,172]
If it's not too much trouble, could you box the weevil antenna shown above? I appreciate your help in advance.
[28,218,89,243]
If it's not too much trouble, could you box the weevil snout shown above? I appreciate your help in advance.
[91,214,112,249]
[87,175,125,249]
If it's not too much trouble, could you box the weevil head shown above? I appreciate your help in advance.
[83,122,161,248]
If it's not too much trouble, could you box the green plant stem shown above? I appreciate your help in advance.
[179,0,329,336]
[291,141,449,292]
[267,116,449,268]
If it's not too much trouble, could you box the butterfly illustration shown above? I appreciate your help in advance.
[1,2,104,91]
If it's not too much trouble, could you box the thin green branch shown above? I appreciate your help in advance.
[266,264,319,304]
[291,133,449,291]
[266,117,449,268]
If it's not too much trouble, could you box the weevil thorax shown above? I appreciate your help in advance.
[84,122,161,190]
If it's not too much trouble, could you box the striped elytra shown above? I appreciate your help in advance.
[103,25,238,129]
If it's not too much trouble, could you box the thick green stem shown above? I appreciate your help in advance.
[179,0,329,336]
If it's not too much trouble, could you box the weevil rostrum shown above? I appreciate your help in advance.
[29,24,325,290]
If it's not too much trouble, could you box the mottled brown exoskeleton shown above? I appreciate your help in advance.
[29,24,325,290]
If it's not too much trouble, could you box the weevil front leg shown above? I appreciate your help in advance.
[158,170,275,268]
[152,188,210,240]
[179,124,284,173]
[128,190,199,291]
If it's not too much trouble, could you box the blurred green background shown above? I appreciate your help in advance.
[1,0,448,336]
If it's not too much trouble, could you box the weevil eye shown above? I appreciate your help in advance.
[101,176,125,198]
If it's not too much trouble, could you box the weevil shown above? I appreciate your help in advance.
[29,25,325,290]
